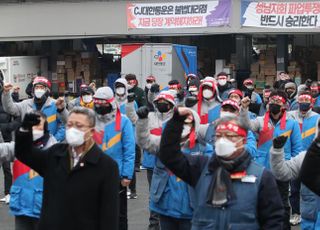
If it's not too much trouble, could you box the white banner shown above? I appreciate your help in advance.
[127,0,231,29]
[241,1,320,28]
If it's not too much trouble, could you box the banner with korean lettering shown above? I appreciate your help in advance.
[127,0,231,29]
[241,0,320,28]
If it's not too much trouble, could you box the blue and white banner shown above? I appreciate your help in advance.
[241,0,320,28]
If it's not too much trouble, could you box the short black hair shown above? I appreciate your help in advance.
[168,80,180,85]
[217,72,228,77]
[269,90,288,102]
[125,74,137,81]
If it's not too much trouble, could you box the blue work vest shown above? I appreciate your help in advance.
[191,160,263,230]
[150,143,211,219]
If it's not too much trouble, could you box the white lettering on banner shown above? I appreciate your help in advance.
[127,1,231,29]
[242,1,320,29]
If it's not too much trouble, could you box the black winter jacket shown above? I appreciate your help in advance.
[15,129,119,230]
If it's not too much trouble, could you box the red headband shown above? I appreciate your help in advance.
[298,94,312,101]
[222,99,240,111]
[311,86,319,91]
[244,79,253,85]
[270,95,286,104]
[155,93,175,102]
[93,97,115,105]
[216,122,247,137]
[228,89,243,98]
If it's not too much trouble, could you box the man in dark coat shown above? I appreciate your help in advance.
[15,107,119,230]
[125,74,147,108]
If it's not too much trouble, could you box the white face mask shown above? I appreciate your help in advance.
[215,137,238,158]
[66,128,85,147]
[32,129,44,141]
[82,95,93,104]
[202,89,214,99]
[181,125,192,138]
[146,83,152,89]
[127,84,133,90]
[246,85,254,90]
[190,91,198,96]
[218,79,227,86]
[220,111,236,118]
[116,87,126,95]
[34,89,46,99]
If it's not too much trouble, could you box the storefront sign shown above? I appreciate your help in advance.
[127,0,231,29]
[241,1,320,28]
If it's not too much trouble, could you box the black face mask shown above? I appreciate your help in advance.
[285,89,296,99]
[269,103,281,115]
[94,105,112,115]
[299,103,311,112]
[157,103,170,113]
[312,92,319,98]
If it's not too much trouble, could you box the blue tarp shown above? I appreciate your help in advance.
[173,45,197,76]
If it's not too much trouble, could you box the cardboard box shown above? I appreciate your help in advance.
[65,56,73,69]
[57,74,65,82]
[57,67,65,74]
[67,69,75,81]
[57,61,65,66]
[83,71,90,83]
[264,69,276,76]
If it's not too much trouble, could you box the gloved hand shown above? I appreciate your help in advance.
[273,136,288,149]
[305,79,313,88]
[136,106,149,119]
[127,93,136,103]
[177,91,185,101]
[185,96,198,108]
[21,113,41,130]
[150,84,160,93]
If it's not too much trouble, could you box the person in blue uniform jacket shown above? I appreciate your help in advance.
[159,108,284,230]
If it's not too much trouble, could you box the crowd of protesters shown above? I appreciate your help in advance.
[0,70,320,230]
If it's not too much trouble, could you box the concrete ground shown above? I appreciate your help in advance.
[0,168,301,230]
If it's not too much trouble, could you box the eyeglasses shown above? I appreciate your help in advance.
[215,133,243,142]
[66,123,91,131]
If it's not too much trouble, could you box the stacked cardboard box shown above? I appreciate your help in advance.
[55,52,95,93]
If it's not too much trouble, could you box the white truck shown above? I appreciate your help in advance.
[0,56,47,99]
[121,43,197,89]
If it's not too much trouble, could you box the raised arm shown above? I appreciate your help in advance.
[159,108,207,187]
[125,101,138,125]
[0,142,15,165]
[15,113,51,176]
[240,97,261,132]
[135,107,161,154]
[2,84,23,117]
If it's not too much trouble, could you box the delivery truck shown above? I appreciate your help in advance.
[121,43,197,88]
[0,56,47,99]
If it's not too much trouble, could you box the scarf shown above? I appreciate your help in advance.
[80,98,94,109]
[263,110,286,132]
[206,151,251,207]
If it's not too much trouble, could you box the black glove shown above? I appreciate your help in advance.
[150,84,160,93]
[244,89,253,99]
[177,91,185,101]
[127,93,136,103]
[185,96,198,108]
[21,113,41,130]
[273,136,288,149]
[305,79,312,88]
[136,106,149,119]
